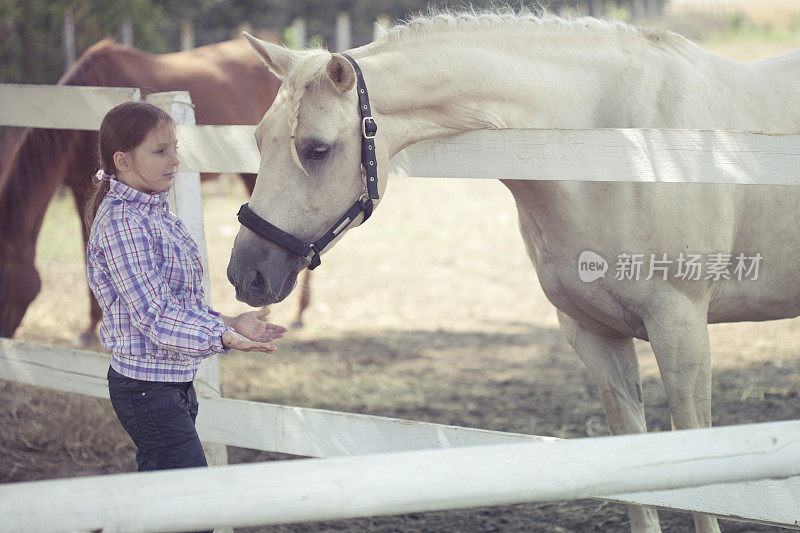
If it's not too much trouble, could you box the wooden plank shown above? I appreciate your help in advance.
[0,84,140,130]
[618,477,800,528]
[291,17,307,49]
[1,421,798,532]
[1,81,798,185]
[196,397,551,457]
[175,124,259,173]
[64,8,76,70]
[389,129,800,186]
[174,126,800,186]
[0,339,548,454]
[2,337,800,527]
[336,12,352,52]
[196,397,800,527]
[0,339,110,399]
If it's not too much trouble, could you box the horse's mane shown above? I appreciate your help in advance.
[377,9,637,49]
[0,39,122,250]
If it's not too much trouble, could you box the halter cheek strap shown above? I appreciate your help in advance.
[236,53,378,271]
[342,53,379,200]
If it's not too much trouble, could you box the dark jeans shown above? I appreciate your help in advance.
[107,366,207,472]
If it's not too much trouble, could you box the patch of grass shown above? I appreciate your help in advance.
[35,187,84,264]
[0,381,134,482]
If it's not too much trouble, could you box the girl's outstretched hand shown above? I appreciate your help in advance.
[232,307,287,343]
[222,329,277,354]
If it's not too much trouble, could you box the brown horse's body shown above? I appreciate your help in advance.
[0,128,24,176]
[0,39,308,340]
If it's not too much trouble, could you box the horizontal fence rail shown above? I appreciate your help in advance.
[2,84,799,184]
[0,84,141,130]
[391,128,800,186]
[2,338,800,527]
[0,420,798,532]
[176,125,800,186]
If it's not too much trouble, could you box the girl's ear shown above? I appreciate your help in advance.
[113,151,130,173]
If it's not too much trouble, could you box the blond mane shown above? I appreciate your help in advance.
[376,9,639,50]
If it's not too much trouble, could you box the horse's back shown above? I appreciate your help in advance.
[63,39,279,126]
[159,40,280,124]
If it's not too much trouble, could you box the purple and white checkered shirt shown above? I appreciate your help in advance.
[86,178,232,382]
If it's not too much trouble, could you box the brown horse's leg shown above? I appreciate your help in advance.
[239,172,257,195]
[557,310,661,533]
[69,186,101,346]
[239,172,313,328]
[290,268,311,328]
[643,297,719,533]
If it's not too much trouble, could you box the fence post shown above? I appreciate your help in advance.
[374,14,391,42]
[64,8,76,71]
[120,17,134,46]
[181,21,196,51]
[146,92,228,456]
[147,90,231,533]
[336,11,352,52]
[291,17,307,49]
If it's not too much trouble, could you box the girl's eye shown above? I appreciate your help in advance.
[306,145,330,160]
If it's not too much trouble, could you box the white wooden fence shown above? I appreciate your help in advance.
[1,83,799,532]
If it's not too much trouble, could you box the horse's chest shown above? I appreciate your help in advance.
[514,201,648,338]
[514,210,575,311]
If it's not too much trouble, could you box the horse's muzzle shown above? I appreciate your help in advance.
[227,242,301,306]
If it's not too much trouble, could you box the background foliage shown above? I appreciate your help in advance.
[0,0,796,86]
[0,0,597,85]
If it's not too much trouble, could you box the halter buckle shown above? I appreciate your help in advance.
[362,116,377,139]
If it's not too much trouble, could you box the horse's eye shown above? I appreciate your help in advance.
[307,145,330,160]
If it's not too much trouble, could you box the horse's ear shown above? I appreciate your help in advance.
[326,54,356,93]
[242,31,294,78]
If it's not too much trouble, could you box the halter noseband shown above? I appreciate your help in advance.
[237,53,378,271]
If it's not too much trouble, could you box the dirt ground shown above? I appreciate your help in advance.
[3,39,800,532]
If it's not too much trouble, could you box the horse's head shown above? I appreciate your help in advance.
[0,249,41,337]
[227,34,388,306]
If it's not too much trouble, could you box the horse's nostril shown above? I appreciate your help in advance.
[250,270,264,291]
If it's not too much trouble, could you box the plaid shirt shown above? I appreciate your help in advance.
[87,178,232,382]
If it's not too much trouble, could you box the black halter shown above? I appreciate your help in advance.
[237,53,379,270]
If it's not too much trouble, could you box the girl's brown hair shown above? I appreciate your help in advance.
[83,101,174,233]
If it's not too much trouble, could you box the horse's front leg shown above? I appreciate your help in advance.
[557,310,661,533]
[643,297,719,533]
[289,268,312,328]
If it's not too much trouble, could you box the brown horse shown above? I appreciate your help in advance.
[0,38,311,342]
[0,128,24,176]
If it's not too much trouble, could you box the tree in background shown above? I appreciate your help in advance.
[0,0,173,85]
[1,0,588,85]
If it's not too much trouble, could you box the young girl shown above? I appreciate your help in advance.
[84,101,285,472]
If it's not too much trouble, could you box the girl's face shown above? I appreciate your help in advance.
[115,121,179,194]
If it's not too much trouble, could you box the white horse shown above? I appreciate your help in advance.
[226,11,800,532]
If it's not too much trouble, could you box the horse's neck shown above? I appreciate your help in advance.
[360,30,782,157]
[749,49,800,112]
[362,32,649,155]
[0,129,76,249]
